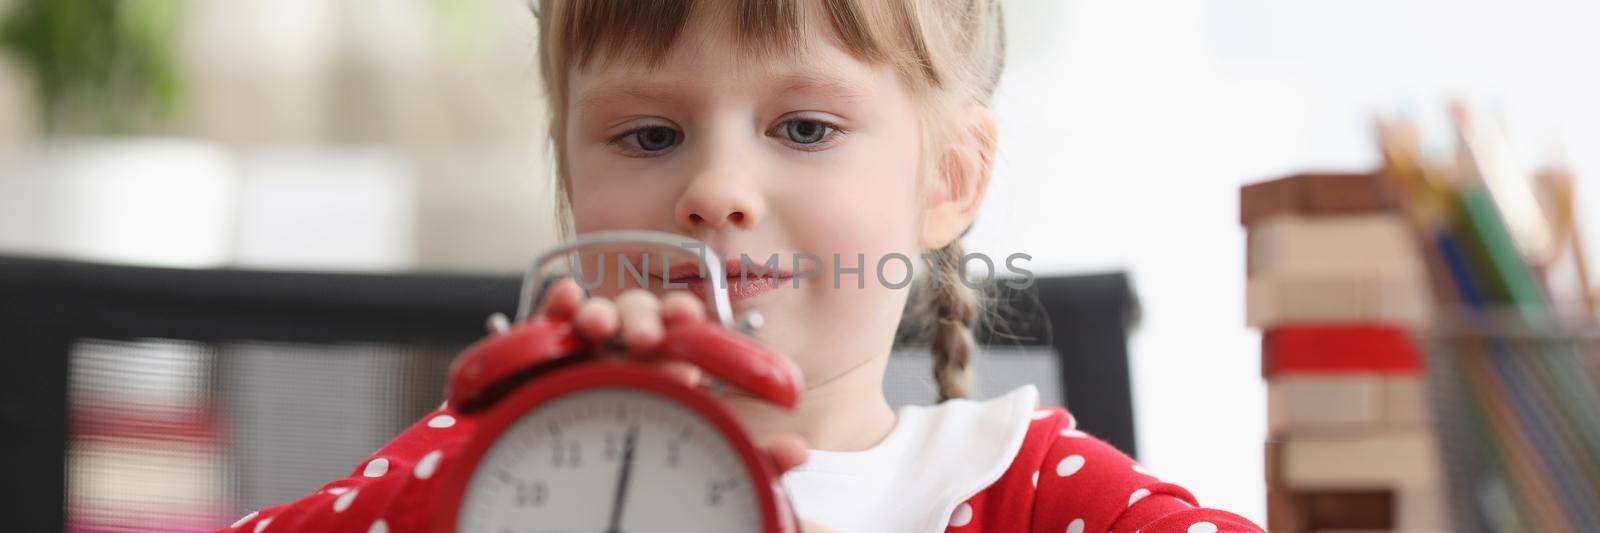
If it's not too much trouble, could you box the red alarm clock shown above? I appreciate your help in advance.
[432,231,804,533]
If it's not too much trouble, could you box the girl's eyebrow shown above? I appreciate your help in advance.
[573,84,678,115]
[770,72,870,102]
[573,71,870,114]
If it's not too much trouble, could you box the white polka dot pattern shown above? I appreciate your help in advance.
[1128,488,1151,507]
[1025,407,1261,532]
[363,458,389,478]
[1055,454,1085,477]
[948,502,973,527]
[415,450,444,480]
[333,489,359,512]
[231,511,258,528]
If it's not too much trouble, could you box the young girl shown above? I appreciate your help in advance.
[220,1,1262,531]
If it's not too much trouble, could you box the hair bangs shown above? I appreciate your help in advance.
[543,0,917,77]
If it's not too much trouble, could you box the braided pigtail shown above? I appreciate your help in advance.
[924,241,982,402]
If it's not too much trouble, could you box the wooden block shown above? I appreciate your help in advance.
[1266,488,1394,532]
[1281,430,1440,489]
[1266,489,1308,532]
[1244,214,1434,328]
[1269,375,1385,434]
[1383,376,1429,427]
[1395,487,1449,532]
[1247,272,1433,329]
[1304,491,1394,530]
[1262,325,1424,377]
[1240,172,1387,227]
[1266,439,1284,487]
[1267,375,1431,432]
[1247,214,1425,279]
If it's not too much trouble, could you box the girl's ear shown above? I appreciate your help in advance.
[920,104,998,249]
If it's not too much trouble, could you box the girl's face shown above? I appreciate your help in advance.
[563,10,929,388]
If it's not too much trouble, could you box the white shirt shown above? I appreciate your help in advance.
[780,385,1039,533]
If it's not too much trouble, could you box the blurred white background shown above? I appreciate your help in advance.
[0,0,561,271]
[6,0,1600,524]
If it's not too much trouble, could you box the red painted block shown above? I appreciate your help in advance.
[1263,324,1423,376]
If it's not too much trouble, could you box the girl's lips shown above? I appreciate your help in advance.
[663,259,793,282]
[658,258,797,302]
[679,274,786,302]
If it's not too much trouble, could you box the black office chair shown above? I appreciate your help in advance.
[0,254,1139,532]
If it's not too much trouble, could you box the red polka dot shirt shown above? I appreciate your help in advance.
[217,395,1261,533]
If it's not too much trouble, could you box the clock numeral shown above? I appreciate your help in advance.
[515,480,548,508]
[605,432,619,461]
[707,477,739,507]
[550,441,581,468]
[667,426,691,468]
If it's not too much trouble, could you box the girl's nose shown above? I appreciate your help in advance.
[674,173,765,231]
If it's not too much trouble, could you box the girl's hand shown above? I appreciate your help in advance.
[535,277,716,383]
[536,278,831,533]
[798,519,835,533]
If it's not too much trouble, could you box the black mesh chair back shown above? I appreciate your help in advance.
[0,255,1138,532]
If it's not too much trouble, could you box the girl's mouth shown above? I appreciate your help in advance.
[658,258,797,303]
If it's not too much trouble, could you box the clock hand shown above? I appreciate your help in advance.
[604,424,639,533]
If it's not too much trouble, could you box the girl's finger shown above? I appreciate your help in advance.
[537,277,586,320]
[649,360,702,387]
[615,289,664,353]
[573,297,620,342]
[798,519,834,533]
[661,290,708,326]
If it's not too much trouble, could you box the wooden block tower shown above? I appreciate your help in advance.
[1241,172,1449,532]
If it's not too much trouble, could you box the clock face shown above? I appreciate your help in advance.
[457,388,762,533]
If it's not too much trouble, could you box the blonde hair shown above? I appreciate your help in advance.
[534,0,1005,401]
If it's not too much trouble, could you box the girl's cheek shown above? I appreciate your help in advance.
[571,182,659,233]
[801,143,922,243]
[775,173,922,292]
[567,157,681,233]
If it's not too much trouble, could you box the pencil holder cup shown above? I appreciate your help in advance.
[1421,314,1600,533]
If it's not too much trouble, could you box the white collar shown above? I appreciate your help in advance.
[781,385,1040,533]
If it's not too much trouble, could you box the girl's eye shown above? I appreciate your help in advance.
[783,119,829,144]
[633,126,679,152]
[770,117,843,151]
[610,125,681,156]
